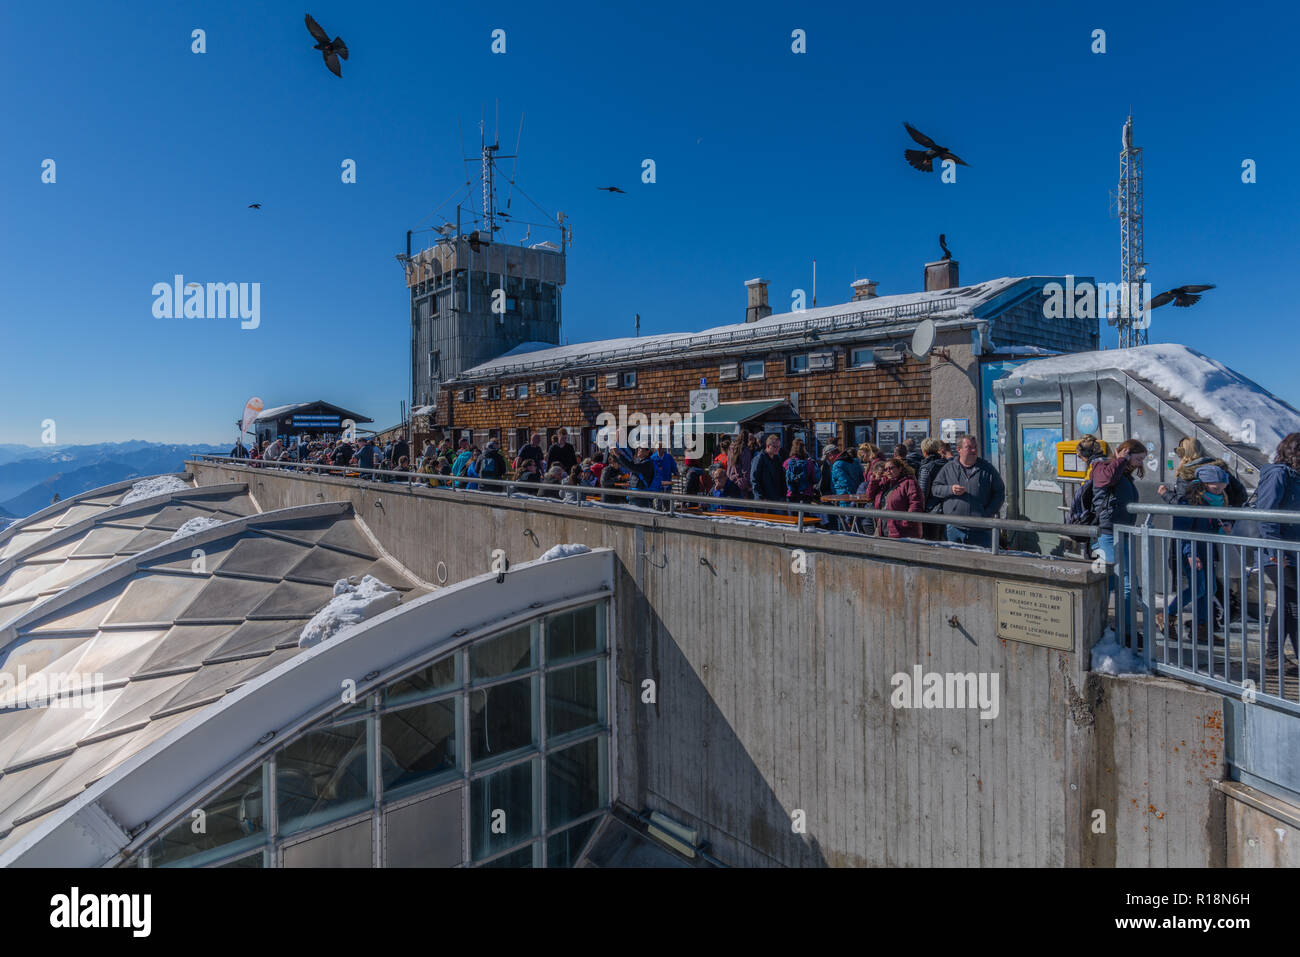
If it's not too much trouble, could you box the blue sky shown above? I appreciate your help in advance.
[2,0,1296,445]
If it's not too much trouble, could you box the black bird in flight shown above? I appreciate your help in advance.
[903,122,969,172]
[939,233,952,260]
[248,203,262,209]
[305,14,348,77]
[597,186,625,193]
[1149,284,1216,309]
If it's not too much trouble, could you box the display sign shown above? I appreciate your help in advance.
[1101,423,1125,443]
[996,580,1074,650]
[814,421,836,437]
[1075,403,1099,435]
[689,389,719,413]
[876,419,902,449]
[290,414,343,428]
[240,397,263,435]
[939,417,969,445]
[903,419,930,444]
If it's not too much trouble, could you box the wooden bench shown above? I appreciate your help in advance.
[719,510,820,526]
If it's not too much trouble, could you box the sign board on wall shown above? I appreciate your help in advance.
[1101,423,1125,443]
[688,389,719,413]
[995,580,1074,650]
[903,419,930,444]
[939,418,970,444]
[876,419,902,449]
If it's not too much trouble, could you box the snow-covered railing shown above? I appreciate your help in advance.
[192,454,1096,555]
[1115,503,1300,715]
[449,296,966,381]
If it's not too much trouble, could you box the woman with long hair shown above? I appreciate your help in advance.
[728,429,754,498]
[783,437,818,504]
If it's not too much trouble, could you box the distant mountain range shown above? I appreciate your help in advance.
[0,442,227,520]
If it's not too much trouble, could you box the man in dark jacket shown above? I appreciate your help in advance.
[391,433,410,469]
[750,434,788,502]
[932,435,1005,548]
[356,438,378,471]
[1259,433,1300,674]
[478,441,509,487]
[546,429,579,472]
[517,433,545,472]
[331,440,354,468]
[612,446,657,508]
[904,438,925,473]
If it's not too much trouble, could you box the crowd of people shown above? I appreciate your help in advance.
[225,424,1300,668]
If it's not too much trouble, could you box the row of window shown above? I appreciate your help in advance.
[125,603,610,868]
[454,347,884,402]
[459,372,638,403]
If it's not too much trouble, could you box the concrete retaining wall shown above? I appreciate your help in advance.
[192,461,1233,867]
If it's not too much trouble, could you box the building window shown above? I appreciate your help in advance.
[787,354,809,375]
[719,363,739,382]
[741,360,765,380]
[621,371,637,389]
[429,352,440,378]
[517,384,529,400]
[583,376,597,392]
[460,388,475,402]
[488,386,501,400]
[546,380,560,396]
[850,348,875,369]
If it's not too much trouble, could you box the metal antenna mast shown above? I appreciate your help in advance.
[1115,114,1146,348]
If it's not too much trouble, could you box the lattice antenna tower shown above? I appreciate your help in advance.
[1116,114,1146,348]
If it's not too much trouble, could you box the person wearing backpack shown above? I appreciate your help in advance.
[1258,433,1300,676]
[477,440,508,490]
[783,438,818,504]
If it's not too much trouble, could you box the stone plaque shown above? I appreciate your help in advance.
[996,580,1073,650]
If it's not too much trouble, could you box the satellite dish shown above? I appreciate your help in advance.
[910,319,937,359]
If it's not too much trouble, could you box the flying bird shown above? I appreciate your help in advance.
[939,234,952,261]
[248,203,262,209]
[305,14,348,77]
[597,186,625,193]
[903,122,969,172]
[1148,284,1216,309]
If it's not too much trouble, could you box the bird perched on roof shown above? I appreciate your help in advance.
[248,203,262,209]
[305,14,348,77]
[597,186,625,193]
[1149,284,1216,308]
[939,234,953,261]
[903,123,968,172]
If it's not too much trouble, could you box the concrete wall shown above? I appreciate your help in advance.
[192,461,1232,867]
[1221,782,1300,867]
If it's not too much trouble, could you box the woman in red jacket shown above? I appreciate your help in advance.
[864,457,925,538]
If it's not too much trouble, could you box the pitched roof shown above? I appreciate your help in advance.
[451,277,1049,381]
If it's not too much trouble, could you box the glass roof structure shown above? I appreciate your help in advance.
[0,475,616,867]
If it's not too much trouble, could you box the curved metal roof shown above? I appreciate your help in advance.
[0,500,429,857]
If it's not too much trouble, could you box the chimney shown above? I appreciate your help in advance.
[745,278,772,323]
[851,278,879,301]
[924,259,959,291]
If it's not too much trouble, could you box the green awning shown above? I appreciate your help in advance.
[698,399,797,432]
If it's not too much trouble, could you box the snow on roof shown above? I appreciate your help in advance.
[498,340,561,358]
[1015,344,1300,453]
[457,277,1038,380]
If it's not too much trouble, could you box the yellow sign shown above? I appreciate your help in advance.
[1056,438,1109,479]
[996,580,1074,650]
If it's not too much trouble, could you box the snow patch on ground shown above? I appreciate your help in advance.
[299,575,400,648]
[168,516,224,541]
[538,544,591,562]
[121,475,189,504]
[1090,628,1148,675]
[1015,344,1300,453]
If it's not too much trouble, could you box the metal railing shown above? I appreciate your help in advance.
[194,455,1096,556]
[1117,503,1300,715]
[448,297,965,381]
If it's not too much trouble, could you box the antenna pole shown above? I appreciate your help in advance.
[812,259,817,308]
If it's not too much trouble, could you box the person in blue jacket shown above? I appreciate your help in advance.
[1259,433,1300,676]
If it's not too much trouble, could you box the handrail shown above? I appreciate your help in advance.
[194,455,1098,555]
[1128,502,1300,525]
